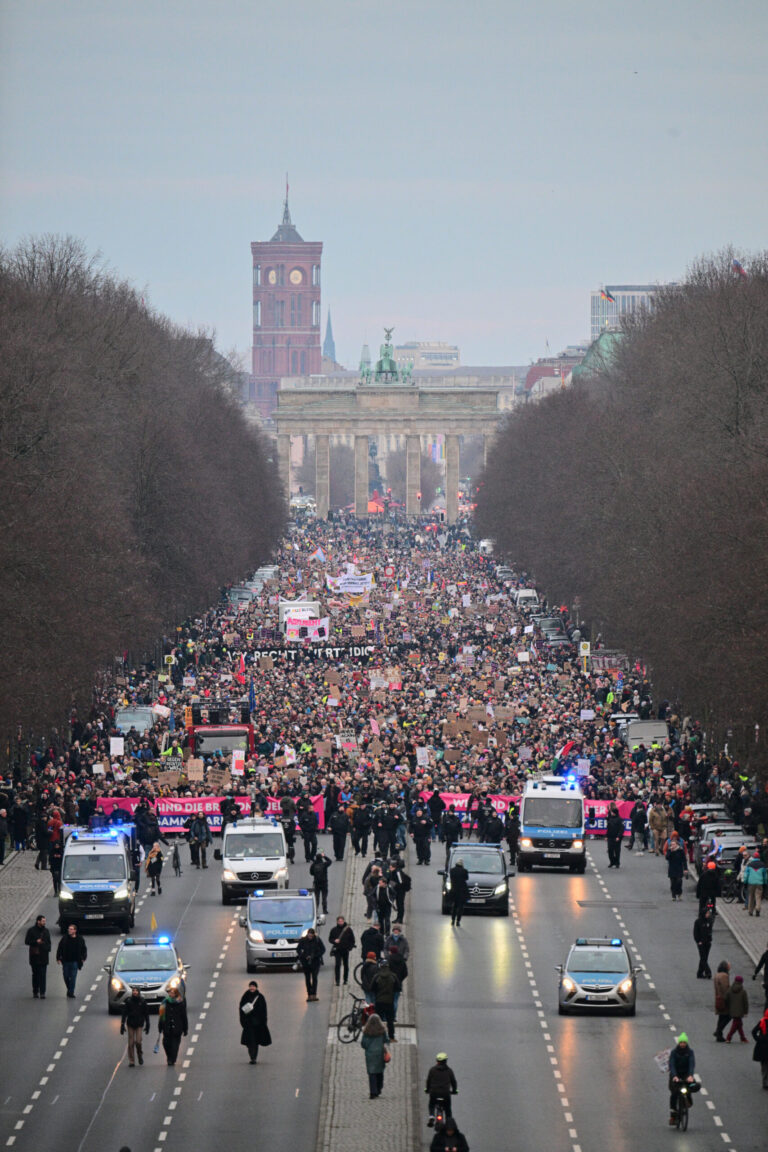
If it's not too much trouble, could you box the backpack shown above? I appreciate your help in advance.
[400,871,412,892]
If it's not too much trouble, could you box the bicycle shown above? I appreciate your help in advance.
[720,869,742,904]
[672,1079,699,1130]
[336,993,369,1044]
[171,842,182,877]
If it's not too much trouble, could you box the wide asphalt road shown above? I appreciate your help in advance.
[412,838,766,1152]
[0,836,346,1152]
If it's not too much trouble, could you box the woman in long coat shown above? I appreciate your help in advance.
[361,1012,388,1098]
[239,981,271,1064]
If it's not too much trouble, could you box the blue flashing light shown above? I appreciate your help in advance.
[611,938,622,947]
[254,889,264,897]
[125,938,134,945]
[575,938,587,945]
[298,889,308,896]
[72,832,78,840]
[157,936,170,945]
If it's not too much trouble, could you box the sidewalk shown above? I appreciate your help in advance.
[316,847,419,1152]
[0,850,53,957]
[718,895,767,968]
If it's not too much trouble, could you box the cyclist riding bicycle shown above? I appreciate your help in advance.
[426,1052,458,1126]
[668,1033,698,1125]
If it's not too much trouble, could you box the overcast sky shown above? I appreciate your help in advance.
[2,0,766,369]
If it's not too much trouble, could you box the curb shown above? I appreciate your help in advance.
[0,863,52,959]
[717,899,763,967]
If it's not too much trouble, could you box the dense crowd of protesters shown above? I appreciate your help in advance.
[1,513,766,873]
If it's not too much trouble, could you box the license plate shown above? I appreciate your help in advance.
[543,852,560,859]
[586,994,608,1001]
[272,951,296,959]
[84,913,104,919]
[468,897,485,903]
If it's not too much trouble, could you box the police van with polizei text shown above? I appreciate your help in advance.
[518,776,586,873]
[59,826,137,932]
[214,816,289,904]
[239,888,323,971]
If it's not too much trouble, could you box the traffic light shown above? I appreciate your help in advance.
[417,491,422,501]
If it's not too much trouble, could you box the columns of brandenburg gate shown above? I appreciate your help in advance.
[354,435,369,518]
[315,434,330,520]
[405,435,421,517]
[445,433,460,525]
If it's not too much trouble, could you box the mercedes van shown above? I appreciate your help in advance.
[214,816,289,904]
[59,827,136,932]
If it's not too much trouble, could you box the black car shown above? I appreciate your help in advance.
[439,844,511,916]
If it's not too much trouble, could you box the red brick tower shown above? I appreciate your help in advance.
[250,188,322,419]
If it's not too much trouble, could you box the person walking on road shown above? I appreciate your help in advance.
[725,975,749,1042]
[743,851,767,917]
[753,940,768,1009]
[49,837,63,896]
[239,981,271,1064]
[751,1007,768,1089]
[120,987,150,1066]
[693,906,714,979]
[666,832,689,900]
[158,986,188,1065]
[448,857,470,927]
[309,849,332,915]
[696,860,721,914]
[714,960,731,1041]
[297,927,325,1002]
[188,811,212,869]
[24,914,51,998]
[360,1012,388,1099]
[329,916,356,986]
[370,956,400,1042]
[628,799,648,852]
[144,842,164,895]
[606,804,624,868]
[328,807,350,861]
[430,1116,470,1152]
[56,923,87,998]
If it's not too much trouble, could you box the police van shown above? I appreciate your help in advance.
[518,776,586,873]
[239,888,322,971]
[59,826,137,932]
[214,816,289,904]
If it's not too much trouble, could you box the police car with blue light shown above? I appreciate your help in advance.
[518,775,587,873]
[239,888,323,971]
[104,936,188,1014]
[556,937,638,1015]
[58,826,137,932]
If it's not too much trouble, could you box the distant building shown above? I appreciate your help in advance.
[393,341,460,370]
[249,191,322,419]
[590,283,672,342]
[524,347,588,402]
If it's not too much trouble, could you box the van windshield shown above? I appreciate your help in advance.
[63,853,127,881]
[248,898,314,923]
[523,798,583,829]
[196,730,249,754]
[225,832,284,859]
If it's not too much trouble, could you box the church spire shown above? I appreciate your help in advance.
[323,310,336,362]
[282,173,291,225]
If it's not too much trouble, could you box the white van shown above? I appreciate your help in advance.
[59,827,136,932]
[514,588,540,612]
[214,817,289,905]
[623,720,670,752]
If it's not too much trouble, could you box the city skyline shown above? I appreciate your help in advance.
[1,1,766,370]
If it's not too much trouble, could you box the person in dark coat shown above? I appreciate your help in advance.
[239,981,271,1064]
[409,807,433,865]
[606,803,624,868]
[386,860,411,924]
[24,914,51,998]
[328,916,356,985]
[442,807,463,867]
[56,923,87,997]
[753,942,768,1009]
[751,1006,768,1089]
[0,807,8,866]
[693,906,714,979]
[430,1117,469,1152]
[425,1052,458,1124]
[49,838,63,896]
[298,806,318,862]
[360,1012,388,1098]
[427,789,446,838]
[448,857,470,927]
[144,843,164,895]
[370,959,400,1041]
[696,860,721,914]
[328,808,350,861]
[375,878,393,936]
[360,924,384,961]
[34,813,50,871]
[666,832,689,900]
[120,987,150,1066]
[309,850,332,914]
[296,928,325,1001]
[158,987,188,1065]
[351,803,372,857]
[504,807,520,863]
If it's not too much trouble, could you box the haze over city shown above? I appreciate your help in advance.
[1,0,766,367]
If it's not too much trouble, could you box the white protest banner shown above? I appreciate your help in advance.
[231,750,245,776]
[416,747,429,767]
[516,651,531,663]
[580,709,595,720]
[575,758,591,777]
[524,624,534,634]
[182,675,196,688]
[110,737,125,757]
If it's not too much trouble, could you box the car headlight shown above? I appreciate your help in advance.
[494,882,508,895]
[59,886,74,900]
[168,976,181,989]
[521,838,533,848]
[445,880,452,891]
[222,870,237,881]
[619,978,633,994]
[572,840,584,850]
[248,929,264,943]
[111,977,126,992]
[113,884,129,900]
[274,867,289,880]
[561,977,575,993]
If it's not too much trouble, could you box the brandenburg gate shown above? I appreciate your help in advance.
[274,330,502,524]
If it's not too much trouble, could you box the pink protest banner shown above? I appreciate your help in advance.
[96,793,326,832]
[419,793,637,835]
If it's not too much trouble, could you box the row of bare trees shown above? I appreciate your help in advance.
[477,250,768,768]
[0,236,285,742]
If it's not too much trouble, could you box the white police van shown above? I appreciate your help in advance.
[518,776,586,873]
[239,888,322,971]
[59,826,136,932]
[214,816,289,904]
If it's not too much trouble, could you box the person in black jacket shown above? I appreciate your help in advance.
[120,987,150,1066]
[753,943,768,1009]
[606,804,624,868]
[56,923,87,998]
[351,803,372,857]
[410,807,433,865]
[442,807,463,867]
[425,1052,458,1123]
[239,981,271,1064]
[298,807,318,862]
[309,850,332,914]
[328,916,356,985]
[696,860,721,914]
[693,907,714,978]
[296,928,325,1001]
[24,914,51,998]
[448,858,470,927]
[328,808,350,861]
[430,1117,469,1152]
[158,987,188,1065]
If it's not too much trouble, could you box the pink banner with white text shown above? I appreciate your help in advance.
[96,793,326,832]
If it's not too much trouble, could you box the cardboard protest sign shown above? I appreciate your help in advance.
[443,749,462,763]
[259,656,274,670]
[315,741,333,759]
[186,759,205,781]
[162,772,180,789]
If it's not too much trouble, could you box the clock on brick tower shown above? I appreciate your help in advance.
[250,189,323,419]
